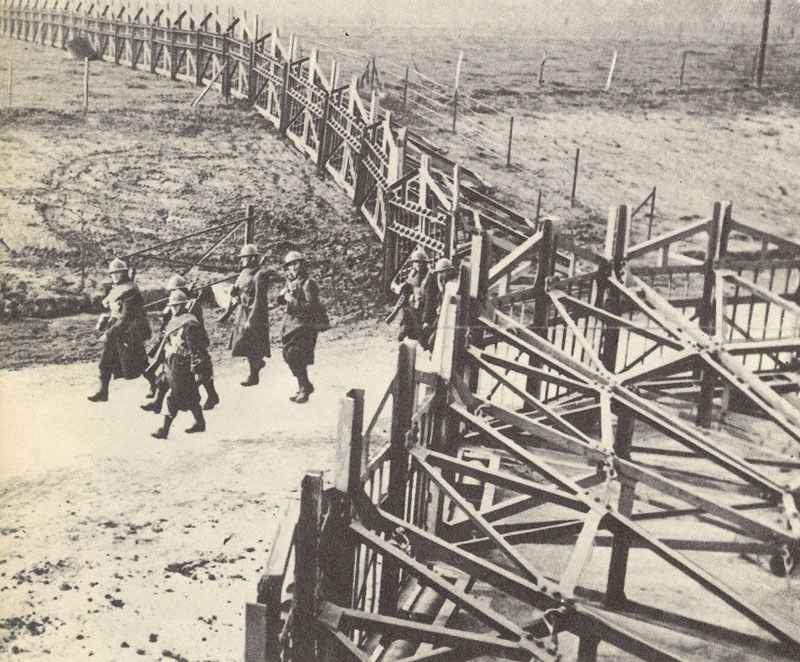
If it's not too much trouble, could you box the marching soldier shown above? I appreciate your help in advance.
[385,247,430,342]
[151,290,211,439]
[277,251,328,404]
[142,274,219,413]
[419,257,457,351]
[220,244,271,386]
[88,258,151,402]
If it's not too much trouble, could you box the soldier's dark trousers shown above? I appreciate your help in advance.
[242,356,264,387]
[88,368,112,402]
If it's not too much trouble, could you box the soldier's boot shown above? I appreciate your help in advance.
[87,371,111,403]
[202,380,220,410]
[141,382,168,413]
[291,368,313,404]
[185,407,206,434]
[241,357,264,387]
[151,414,174,440]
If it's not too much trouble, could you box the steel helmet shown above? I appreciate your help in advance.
[409,248,429,263]
[284,250,304,265]
[108,257,128,274]
[167,274,187,291]
[433,257,454,273]
[168,290,188,307]
[239,243,259,258]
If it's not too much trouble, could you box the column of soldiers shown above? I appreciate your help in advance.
[87,245,327,438]
[385,248,457,350]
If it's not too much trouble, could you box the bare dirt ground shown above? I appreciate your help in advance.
[1,15,799,662]
[0,328,398,662]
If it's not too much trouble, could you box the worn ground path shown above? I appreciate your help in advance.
[0,328,397,661]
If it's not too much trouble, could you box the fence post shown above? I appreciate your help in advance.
[278,41,293,136]
[401,64,408,109]
[244,205,255,244]
[221,28,229,102]
[293,471,323,662]
[247,26,255,103]
[316,88,332,177]
[505,115,514,167]
[696,201,728,428]
[570,147,580,208]
[605,48,618,91]
[379,342,416,616]
[647,186,656,239]
[82,55,89,115]
[112,8,119,64]
[169,18,177,80]
[599,206,629,373]
[679,50,689,87]
[528,218,556,397]
[604,411,636,610]
[327,388,364,598]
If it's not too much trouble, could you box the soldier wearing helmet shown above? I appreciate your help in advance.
[223,243,271,386]
[88,257,151,402]
[419,256,457,351]
[385,246,430,342]
[150,289,210,439]
[143,273,219,414]
[277,250,328,403]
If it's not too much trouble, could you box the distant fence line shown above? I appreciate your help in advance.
[0,0,546,294]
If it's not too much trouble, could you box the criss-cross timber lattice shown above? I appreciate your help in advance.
[248,204,800,662]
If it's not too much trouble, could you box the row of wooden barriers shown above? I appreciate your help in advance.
[1,0,533,295]
[2,3,800,660]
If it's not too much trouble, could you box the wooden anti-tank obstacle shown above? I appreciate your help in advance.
[249,207,800,662]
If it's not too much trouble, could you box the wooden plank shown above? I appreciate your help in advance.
[488,230,542,285]
[627,217,710,259]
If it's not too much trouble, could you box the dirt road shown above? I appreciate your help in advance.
[0,329,397,661]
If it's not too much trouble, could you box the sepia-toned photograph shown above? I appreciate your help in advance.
[1,1,799,660]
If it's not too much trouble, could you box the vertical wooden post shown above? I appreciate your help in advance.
[535,190,542,229]
[679,50,688,87]
[538,49,548,86]
[221,28,229,102]
[605,411,635,608]
[451,89,458,133]
[528,218,556,397]
[696,202,723,428]
[647,186,656,240]
[149,11,157,74]
[604,48,618,91]
[195,22,202,86]
[467,231,491,392]
[380,342,416,616]
[599,206,629,373]
[277,41,292,136]
[293,472,323,662]
[505,115,514,167]
[577,634,600,662]
[570,147,580,208]
[401,64,408,109]
[247,24,255,103]
[112,8,119,64]
[326,388,364,607]
[756,0,772,88]
[82,56,89,115]
[245,204,255,244]
[316,89,332,176]
[169,19,176,80]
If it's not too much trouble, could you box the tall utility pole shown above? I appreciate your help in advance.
[756,0,772,88]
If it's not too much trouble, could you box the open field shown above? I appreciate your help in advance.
[1,4,800,661]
